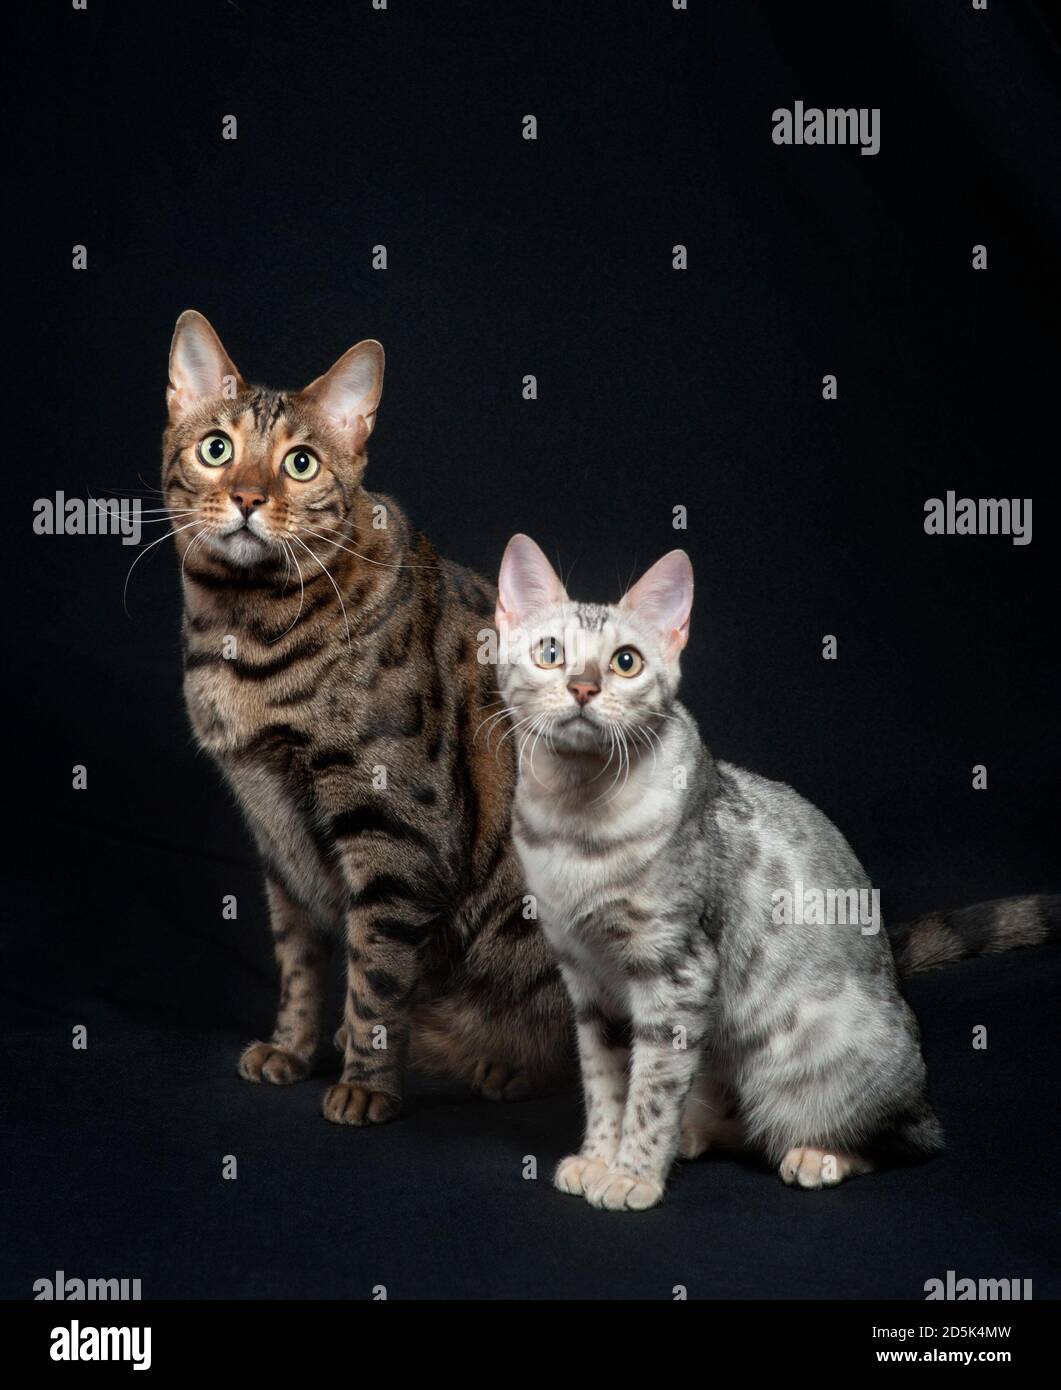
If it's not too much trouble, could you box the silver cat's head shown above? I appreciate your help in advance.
[495,534,694,756]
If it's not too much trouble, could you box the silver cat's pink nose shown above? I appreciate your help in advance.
[568,682,600,706]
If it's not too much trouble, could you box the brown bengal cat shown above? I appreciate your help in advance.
[162,310,571,1124]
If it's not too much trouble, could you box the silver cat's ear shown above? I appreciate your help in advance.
[300,340,385,451]
[167,311,244,420]
[620,549,694,657]
[496,534,567,630]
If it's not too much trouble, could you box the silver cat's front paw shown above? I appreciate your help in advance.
[554,1154,611,1196]
[583,1166,664,1211]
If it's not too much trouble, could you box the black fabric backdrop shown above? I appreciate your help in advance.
[5,1,1059,1300]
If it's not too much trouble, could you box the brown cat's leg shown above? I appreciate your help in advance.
[679,1062,743,1158]
[322,844,437,1126]
[407,874,571,1100]
[239,879,331,1085]
[406,1004,546,1100]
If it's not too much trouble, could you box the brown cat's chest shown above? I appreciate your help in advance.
[183,657,316,755]
[185,656,350,919]
[180,605,345,754]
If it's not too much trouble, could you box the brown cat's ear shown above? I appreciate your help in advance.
[300,340,385,451]
[620,550,694,658]
[167,310,244,420]
[496,534,567,629]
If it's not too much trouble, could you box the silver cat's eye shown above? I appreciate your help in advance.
[197,433,233,467]
[610,646,643,678]
[534,636,564,669]
[282,448,320,482]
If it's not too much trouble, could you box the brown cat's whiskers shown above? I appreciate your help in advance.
[132,512,202,525]
[88,497,198,516]
[85,487,201,528]
[267,539,306,643]
[287,534,351,645]
[89,477,169,500]
[303,525,441,571]
[123,516,208,616]
[180,526,211,588]
[280,538,297,595]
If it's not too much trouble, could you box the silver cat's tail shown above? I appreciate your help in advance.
[891,894,1061,978]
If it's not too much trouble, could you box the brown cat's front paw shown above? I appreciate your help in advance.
[472,1059,538,1102]
[322,1082,402,1126]
[583,1166,665,1212]
[238,1042,309,1085]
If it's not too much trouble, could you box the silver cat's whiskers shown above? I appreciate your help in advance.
[493,710,544,758]
[474,703,522,744]
[589,723,632,806]
[517,715,549,785]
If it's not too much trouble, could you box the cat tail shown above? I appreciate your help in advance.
[890,893,1061,978]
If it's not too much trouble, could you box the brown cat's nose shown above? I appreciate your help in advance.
[568,681,600,706]
[231,488,267,518]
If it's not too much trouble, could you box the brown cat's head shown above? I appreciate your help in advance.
[162,310,384,569]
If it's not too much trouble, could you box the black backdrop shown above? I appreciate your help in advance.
[5,1,1059,1301]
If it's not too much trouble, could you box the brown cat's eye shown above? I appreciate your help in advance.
[283,448,320,482]
[197,433,233,467]
[609,647,643,678]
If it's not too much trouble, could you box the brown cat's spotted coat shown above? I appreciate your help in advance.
[163,311,570,1123]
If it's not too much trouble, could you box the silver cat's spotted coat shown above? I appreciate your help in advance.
[495,535,1057,1211]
